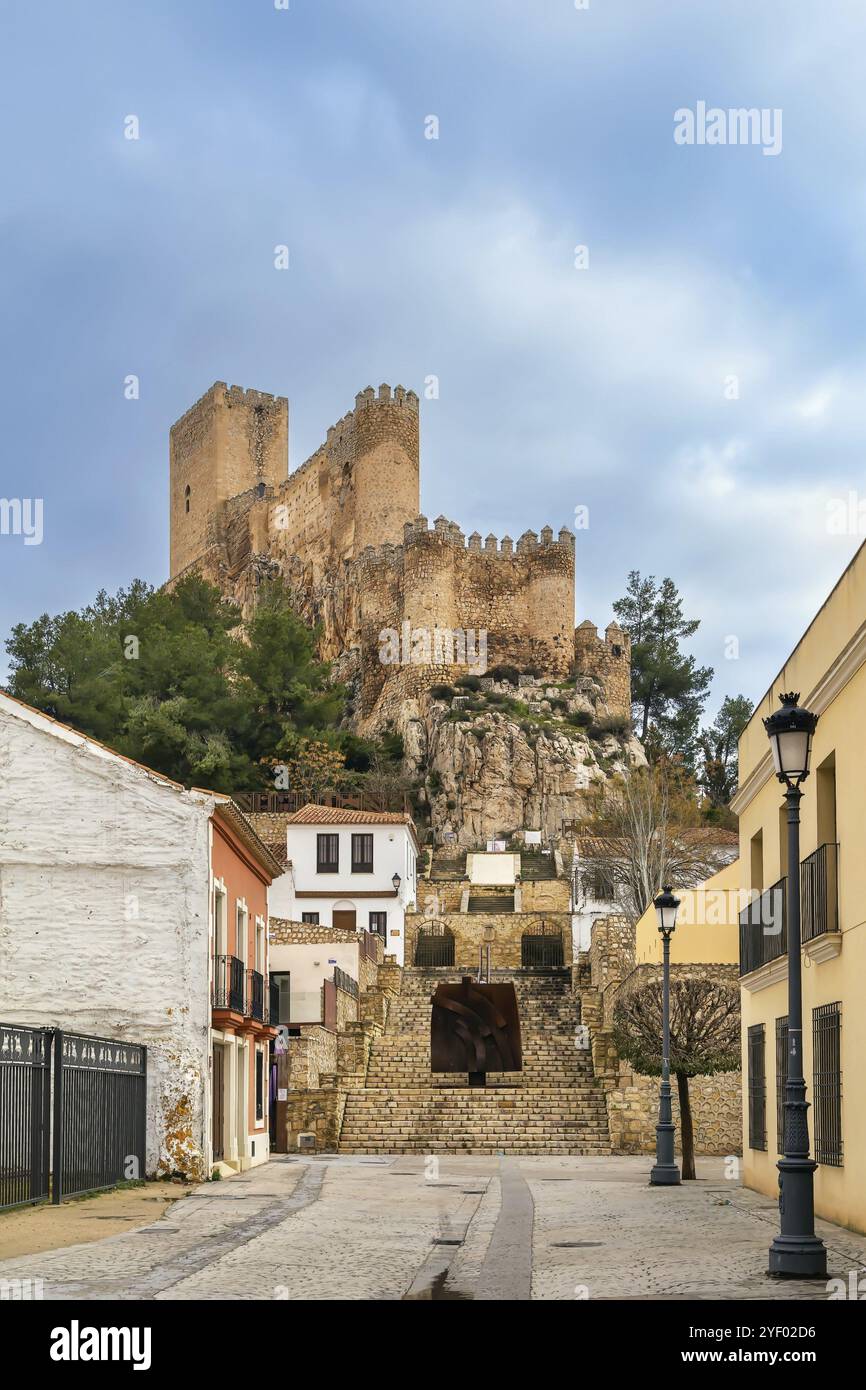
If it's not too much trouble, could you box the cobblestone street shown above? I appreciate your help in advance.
[1,1156,863,1301]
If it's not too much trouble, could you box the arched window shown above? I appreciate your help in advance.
[184,484,191,514]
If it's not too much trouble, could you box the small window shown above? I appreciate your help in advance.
[369,911,387,936]
[316,833,339,873]
[301,912,320,925]
[351,833,374,874]
[184,484,191,514]
[748,1024,767,1151]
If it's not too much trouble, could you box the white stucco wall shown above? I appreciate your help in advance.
[466,852,519,886]
[0,697,214,1179]
[283,821,417,964]
[269,940,360,1021]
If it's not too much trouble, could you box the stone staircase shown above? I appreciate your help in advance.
[338,967,611,1155]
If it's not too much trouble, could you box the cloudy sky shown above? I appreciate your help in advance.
[3,0,866,715]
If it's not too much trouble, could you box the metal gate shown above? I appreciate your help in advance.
[52,1033,147,1202]
[0,1023,51,1211]
[521,923,564,970]
[0,1024,146,1211]
[414,923,455,967]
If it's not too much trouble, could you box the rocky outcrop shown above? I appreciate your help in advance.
[393,676,646,847]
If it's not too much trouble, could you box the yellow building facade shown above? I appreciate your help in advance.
[731,540,866,1235]
[634,861,741,967]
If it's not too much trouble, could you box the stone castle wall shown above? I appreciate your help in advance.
[405,909,573,971]
[168,380,631,724]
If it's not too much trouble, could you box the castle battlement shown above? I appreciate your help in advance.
[354,382,420,412]
[167,376,627,725]
[395,515,575,557]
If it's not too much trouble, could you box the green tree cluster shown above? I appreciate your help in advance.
[4,576,348,792]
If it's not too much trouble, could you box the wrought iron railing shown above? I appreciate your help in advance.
[247,969,265,1022]
[268,976,281,1025]
[333,966,359,1000]
[738,878,787,976]
[234,788,409,815]
[213,954,246,1013]
[800,842,839,943]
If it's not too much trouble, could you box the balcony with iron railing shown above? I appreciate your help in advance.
[739,844,841,977]
[800,842,839,944]
[213,954,246,1014]
[247,969,265,1022]
[739,877,787,977]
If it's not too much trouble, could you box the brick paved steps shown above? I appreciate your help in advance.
[337,965,611,1155]
[338,1085,611,1154]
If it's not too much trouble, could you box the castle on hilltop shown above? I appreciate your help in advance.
[168,381,630,725]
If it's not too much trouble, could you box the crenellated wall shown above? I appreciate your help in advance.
[167,379,630,726]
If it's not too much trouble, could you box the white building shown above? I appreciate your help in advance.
[0,692,281,1181]
[270,805,420,965]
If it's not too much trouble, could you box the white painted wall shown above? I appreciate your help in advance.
[278,822,418,964]
[0,696,214,1180]
[269,940,360,1021]
[467,852,519,885]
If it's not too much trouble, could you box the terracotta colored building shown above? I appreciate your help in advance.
[209,798,282,1173]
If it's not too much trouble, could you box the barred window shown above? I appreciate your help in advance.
[747,1023,767,1151]
[301,912,319,925]
[813,1003,842,1166]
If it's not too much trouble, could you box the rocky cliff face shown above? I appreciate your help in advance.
[393,674,646,848]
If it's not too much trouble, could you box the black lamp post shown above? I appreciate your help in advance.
[650,885,681,1186]
[763,692,827,1277]
[392,873,401,896]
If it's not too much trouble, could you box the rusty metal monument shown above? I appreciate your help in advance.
[430,976,523,1085]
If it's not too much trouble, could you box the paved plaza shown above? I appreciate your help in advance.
[1,1155,863,1301]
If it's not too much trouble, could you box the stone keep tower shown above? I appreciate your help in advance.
[168,381,420,585]
[170,383,289,580]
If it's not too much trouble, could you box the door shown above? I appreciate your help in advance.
[333,909,357,930]
[212,1045,224,1161]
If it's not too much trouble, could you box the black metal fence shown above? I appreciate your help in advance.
[521,922,564,970]
[0,1024,146,1212]
[0,1023,51,1211]
[812,1002,843,1167]
[415,924,455,967]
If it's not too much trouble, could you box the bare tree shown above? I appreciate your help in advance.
[612,976,740,1179]
[579,763,733,924]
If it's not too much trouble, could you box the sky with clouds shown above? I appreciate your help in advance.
[3,0,866,714]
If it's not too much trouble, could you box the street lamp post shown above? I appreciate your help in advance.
[763,692,827,1278]
[650,885,681,1187]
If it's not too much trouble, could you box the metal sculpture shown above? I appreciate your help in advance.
[430,976,522,1085]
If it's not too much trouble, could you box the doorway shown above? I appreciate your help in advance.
[212,1044,225,1161]
[333,908,357,930]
